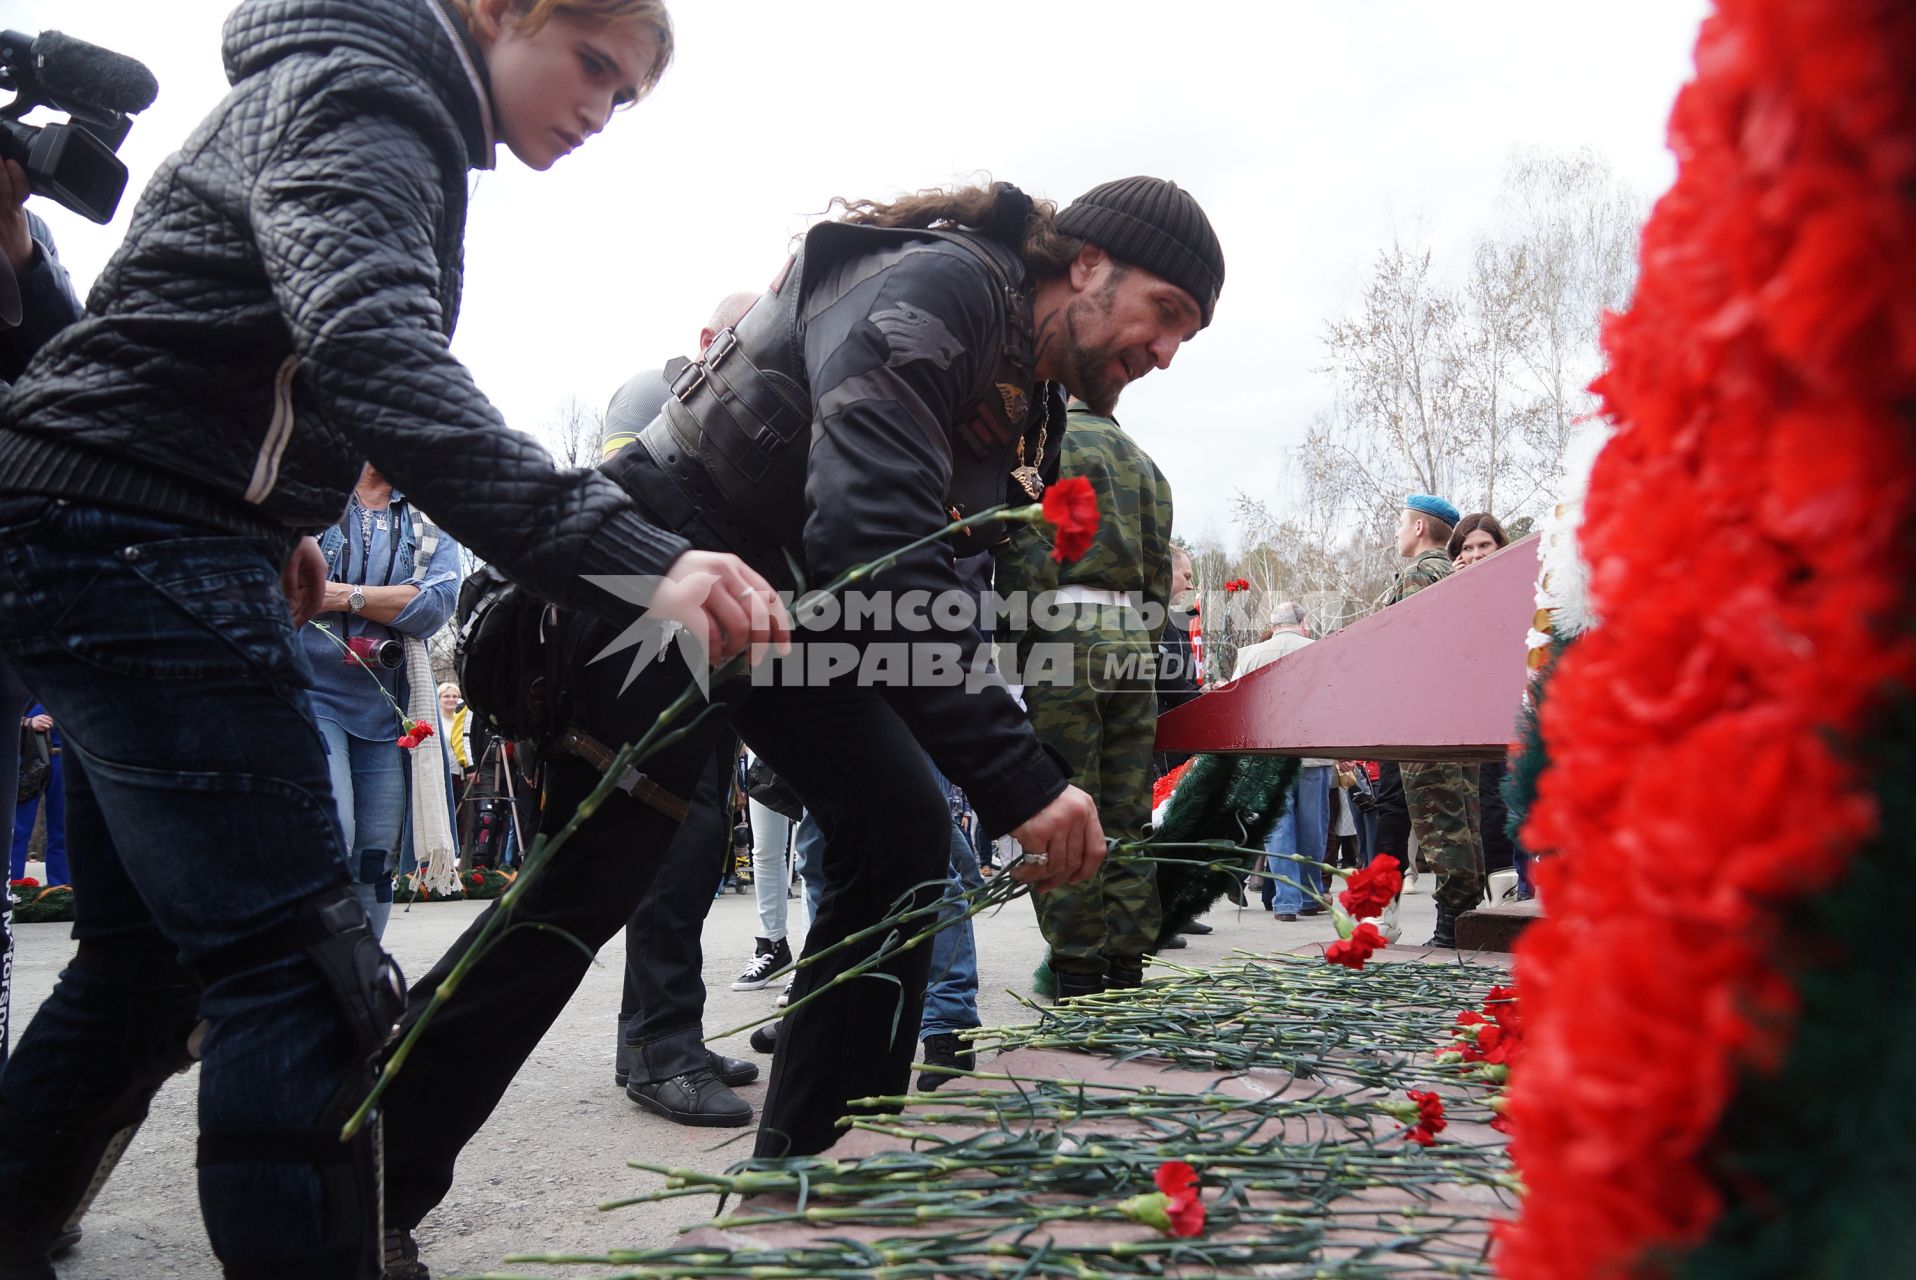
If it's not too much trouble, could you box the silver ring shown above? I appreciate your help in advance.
[1022,851,1049,866]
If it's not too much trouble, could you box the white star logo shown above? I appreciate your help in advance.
[579,575,715,699]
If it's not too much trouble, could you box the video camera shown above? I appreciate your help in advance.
[0,29,158,225]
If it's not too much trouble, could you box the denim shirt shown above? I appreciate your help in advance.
[300,491,462,741]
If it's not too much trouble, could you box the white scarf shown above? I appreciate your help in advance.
[404,515,459,895]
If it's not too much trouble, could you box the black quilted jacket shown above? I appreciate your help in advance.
[0,0,688,617]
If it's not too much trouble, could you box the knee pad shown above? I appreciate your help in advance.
[191,888,406,1279]
[0,942,199,1264]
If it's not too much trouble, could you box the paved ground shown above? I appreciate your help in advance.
[13,872,1438,1278]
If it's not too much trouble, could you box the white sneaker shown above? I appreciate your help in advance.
[1377,899,1403,945]
[776,975,794,1007]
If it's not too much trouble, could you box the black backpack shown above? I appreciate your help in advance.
[453,565,561,745]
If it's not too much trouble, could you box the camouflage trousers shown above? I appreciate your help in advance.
[1400,760,1485,911]
[1021,615,1161,977]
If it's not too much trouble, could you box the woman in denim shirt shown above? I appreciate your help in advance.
[300,465,461,936]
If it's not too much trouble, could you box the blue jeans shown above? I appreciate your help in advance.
[11,748,68,884]
[921,769,980,1039]
[0,500,372,1273]
[317,719,408,938]
[794,810,826,925]
[1267,765,1333,915]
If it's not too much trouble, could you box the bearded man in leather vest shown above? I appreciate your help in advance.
[381,177,1223,1256]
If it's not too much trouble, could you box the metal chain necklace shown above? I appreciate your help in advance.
[1010,382,1051,500]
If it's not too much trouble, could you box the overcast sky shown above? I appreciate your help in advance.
[10,0,1709,550]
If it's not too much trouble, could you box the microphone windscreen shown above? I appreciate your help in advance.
[32,30,158,116]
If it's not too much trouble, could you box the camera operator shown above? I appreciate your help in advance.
[0,158,83,386]
[300,464,463,939]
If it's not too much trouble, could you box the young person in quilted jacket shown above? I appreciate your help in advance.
[0,2,785,1276]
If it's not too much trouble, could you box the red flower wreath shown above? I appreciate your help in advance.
[1494,2,1916,1276]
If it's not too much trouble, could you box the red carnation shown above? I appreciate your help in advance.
[1040,476,1099,563]
[1404,1089,1447,1146]
[1154,1160,1197,1199]
[1116,1161,1207,1238]
[1155,1161,1205,1237]
[1337,855,1403,919]
[1325,921,1388,970]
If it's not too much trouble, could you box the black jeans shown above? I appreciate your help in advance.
[382,617,951,1224]
[381,618,722,1229]
[1373,760,1411,866]
[617,734,736,1066]
[733,681,949,1158]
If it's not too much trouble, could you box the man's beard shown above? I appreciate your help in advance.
[1060,292,1126,416]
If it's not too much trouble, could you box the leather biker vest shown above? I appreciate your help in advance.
[622,222,1057,586]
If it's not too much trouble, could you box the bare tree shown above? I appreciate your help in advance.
[539,395,605,469]
[1458,237,1535,515]
[1496,147,1644,495]
[1322,238,1479,505]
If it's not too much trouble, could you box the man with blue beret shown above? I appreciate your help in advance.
[1387,494,1486,946]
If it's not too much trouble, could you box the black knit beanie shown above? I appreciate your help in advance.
[1056,176,1225,327]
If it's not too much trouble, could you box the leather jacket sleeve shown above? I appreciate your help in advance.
[249,89,688,620]
[0,212,85,386]
[799,246,1067,836]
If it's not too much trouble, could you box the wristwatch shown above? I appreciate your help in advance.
[347,588,367,614]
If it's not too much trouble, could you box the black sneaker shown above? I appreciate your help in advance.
[627,1066,753,1127]
[732,936,791,991]
[749,1020,780,1054]
[382,1227,429,1280]
[916,1032,976,1092]
[707,1048,759,1087]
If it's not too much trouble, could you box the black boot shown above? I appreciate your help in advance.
[1054,970,1104,1002]
[749,1019,780,1054]
[627,1066,753,1127]
[916,1032,976,1092]
[1425,901,1459,949]
[626,1035,754,1127]
[706,1048,759,1088]
[1106,960,1145,990]
[382,1227,429,1280]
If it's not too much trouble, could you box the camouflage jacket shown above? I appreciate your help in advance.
[1388,546,1454,605]
[996,404,1175,638]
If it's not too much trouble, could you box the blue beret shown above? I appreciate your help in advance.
[1404,494,1461,527]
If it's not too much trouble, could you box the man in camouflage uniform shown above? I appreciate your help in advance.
[998,403,1175,999]
[1386,494,1486,947]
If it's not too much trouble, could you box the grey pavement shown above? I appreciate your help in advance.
[11,868,1437,1278]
